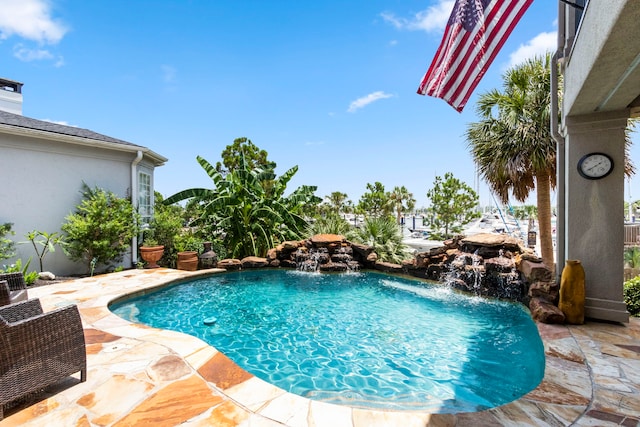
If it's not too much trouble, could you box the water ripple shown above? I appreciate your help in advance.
[111,270,544,413]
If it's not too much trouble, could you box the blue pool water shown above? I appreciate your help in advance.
[110,270,545,412]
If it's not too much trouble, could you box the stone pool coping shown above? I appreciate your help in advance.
[1,268,639,426]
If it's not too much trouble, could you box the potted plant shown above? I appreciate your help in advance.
[174,232,200,271]
[139,229,164,269]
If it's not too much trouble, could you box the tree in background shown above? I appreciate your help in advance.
[357,182,392,217]
[325,191,350,215]
[215,137,276,176]
[389,186,416,225]
[426,172,480,238]
[309,191,354,236]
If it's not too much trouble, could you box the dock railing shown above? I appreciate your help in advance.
[624,224,640,246]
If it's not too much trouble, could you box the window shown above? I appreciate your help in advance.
[138,172,152,225]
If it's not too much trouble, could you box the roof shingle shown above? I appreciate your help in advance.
[0,109,142,148]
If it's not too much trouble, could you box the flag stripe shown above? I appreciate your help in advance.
[445,1,522,106]
[438,1,506,101]
[419,24,459,95]
[417,0,533,112]
[422,0,520,107]
[448,2,529,106]
[424,0,498,97]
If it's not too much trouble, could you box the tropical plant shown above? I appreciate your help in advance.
[389,186,416,225]
[466,54,557,268]
[2,258,38,285]
[623,275,640,316]
[0,222,15,262]
[347,215,410,264]
[23,230,66,272]
[62,184,140,273]
[467,55,636,270]
[306,212,352,237]
[164,154,321,258]
[357,182,392,218]
[426,172,480,238]
[624,246,640,268]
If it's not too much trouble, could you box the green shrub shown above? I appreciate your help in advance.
[62,184,140,274]
[623,276,640,316]
[306,213,352,237]
[624,246,640,268]
[347,215,411,264]
[149,210,184,268]
[0,222,15,262]
[2,258,38,285]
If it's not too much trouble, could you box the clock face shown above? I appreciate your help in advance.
[577,152,613,180]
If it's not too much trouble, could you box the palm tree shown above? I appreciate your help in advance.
[467,55,636,271]
[325,191,350,215]
[164,155,321,258]
[466,54,556,269]
[389,186,416,225]
[347,215,410,264]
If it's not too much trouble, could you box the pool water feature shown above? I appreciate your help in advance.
[111,270,545,413]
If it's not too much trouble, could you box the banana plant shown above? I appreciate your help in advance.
[165,154,321,258]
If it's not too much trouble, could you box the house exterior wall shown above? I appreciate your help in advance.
[0,132,149,276]
[563,112,628,323]
[556,1,640,322]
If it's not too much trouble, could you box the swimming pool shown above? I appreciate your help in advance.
[111,270,544,413]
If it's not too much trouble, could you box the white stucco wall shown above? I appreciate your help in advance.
[0,132,149,276]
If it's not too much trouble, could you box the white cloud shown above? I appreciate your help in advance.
[41,118,77,127]
[507,31,557,68]
[13,44,53,61]
[348,91,394,113]
[0,0,68,44]
[381,0,454,33]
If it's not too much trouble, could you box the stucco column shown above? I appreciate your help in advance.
[563,110,628,323]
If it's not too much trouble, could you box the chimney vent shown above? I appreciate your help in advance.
[0,78,24,115]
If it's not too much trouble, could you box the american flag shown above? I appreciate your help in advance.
[417,0,533,112]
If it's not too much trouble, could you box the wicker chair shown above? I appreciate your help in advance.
[0,273,28,307]
[0,299,86,419]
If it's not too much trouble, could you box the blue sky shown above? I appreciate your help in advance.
[2,0,637,209]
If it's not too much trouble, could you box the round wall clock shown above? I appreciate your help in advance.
[577,152,613,180]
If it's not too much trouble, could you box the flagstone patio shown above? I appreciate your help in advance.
[1,268,639,426]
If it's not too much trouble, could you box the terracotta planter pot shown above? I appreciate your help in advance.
[139,245,165,269]
[177,251,198,271]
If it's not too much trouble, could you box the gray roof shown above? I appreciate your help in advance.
[0,109,143,148]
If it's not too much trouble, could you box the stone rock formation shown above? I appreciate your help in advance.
[216,232,562,323]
